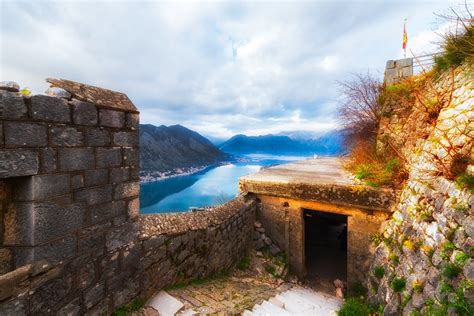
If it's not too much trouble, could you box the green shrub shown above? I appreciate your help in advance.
[113,298,145,316]
[351,282,368,298]
[391,277,406,293]
[264,263,276,274]
[454,251,470,265]
[433,24,473,73]
[354,164,374,180]
[374,266,385,279]
[370,233,383,245]
[455,173,474,193]
[237,256,251,270]
[442,263,462,279]
[338,298,371,316]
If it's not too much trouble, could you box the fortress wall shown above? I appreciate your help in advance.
[0,81,256,315]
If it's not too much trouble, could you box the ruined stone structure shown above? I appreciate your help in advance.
[239,158,398,287]
[0,80,256,314]
[384,58,413,85]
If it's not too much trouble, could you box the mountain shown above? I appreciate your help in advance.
[219,130,346,156]
[140,124,230,172]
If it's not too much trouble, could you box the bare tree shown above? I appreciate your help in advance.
[337,73,384,143]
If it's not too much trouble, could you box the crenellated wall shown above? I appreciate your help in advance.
[0,80,256,315]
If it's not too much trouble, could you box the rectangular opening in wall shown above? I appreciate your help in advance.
[304,209,347,292]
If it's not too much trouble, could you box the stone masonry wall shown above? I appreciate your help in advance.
[0,81,257,315]
[368,63,473,314]
[384,58,413,85]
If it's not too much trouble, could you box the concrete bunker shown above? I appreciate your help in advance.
[304,209,347,290]
[239,158,398,289]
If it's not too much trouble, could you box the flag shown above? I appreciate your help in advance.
[402,20,408,50]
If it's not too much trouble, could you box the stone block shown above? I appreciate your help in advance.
[130,167,139,180]
[79,232,105,255]
[123,148,139,167]
[127,198,139,220]
[0,149,39,178]
[0,91,27,119]
[110,167,130,183]
[126,113,139,129]
[4,201,84,246]
[84,169,108,186]
[71,99,97,125]
[99,109,125,128]
[14,173,70,200]
[90,200,126,223]
[50,126,84,146]
[31,95,70,122]
[385,60,395,69]
[74,185,112,205]
[71,174,84,189]
[396,57,413,67]
[29,269,74,313]
[84,282,105,309]
[113,131,138,147]
[59,147,95,171]
[114,181,139,199]
[57,298,81,316]
[401,66,413,77]
[13,236,76,267]
[96,147,122,168]
[4,122,47,147]
[39,148,57,173]
[84,128,111,146]
[105,222,139,251]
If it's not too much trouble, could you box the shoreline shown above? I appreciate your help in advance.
[140,161,232,184]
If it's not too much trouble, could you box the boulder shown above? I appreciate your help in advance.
[0,81,20,92]
[45,87,72,99]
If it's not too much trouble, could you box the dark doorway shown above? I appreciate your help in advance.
[304,209,347,292]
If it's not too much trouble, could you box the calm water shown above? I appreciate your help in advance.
[140,154,307,213]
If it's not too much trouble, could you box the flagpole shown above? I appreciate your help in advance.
[404,18,407,58]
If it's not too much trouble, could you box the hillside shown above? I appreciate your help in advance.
[140,124,230,172]
[219,130,345,156]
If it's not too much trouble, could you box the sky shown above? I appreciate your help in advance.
[0,0,465,140]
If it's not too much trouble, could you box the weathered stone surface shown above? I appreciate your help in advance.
[96,147,122,168]
[39,148,57,173]
[84,282,105,309]
[113,131,138,147]
[31,95,70,122]
[74,185,112,205]
[99,109,125,128]
[71,99,97,125]
[105,222,139,251]
[114,181,139,199]
[46,78,138,113]
[127,198,140,219]
[50,126,84,146]
[0,91,27,119]
[13,236,76,267]
[90,200,126,223]
[71,174,84,189]
[84,128,111,146]
[0,81,20,92]
[14,174,70,200]
[126,113,139,129]
[4,201,84,245]
[123,147,139,166]
[59,147,95,171]
[0,149,39,178]
[110,167,130,183]
[4,122,47,147]
[84,169,108,186]
[45,87,72,99]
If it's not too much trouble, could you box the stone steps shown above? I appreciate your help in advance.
[244,286,341,316]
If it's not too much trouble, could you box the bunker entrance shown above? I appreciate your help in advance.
[304,209,347,291]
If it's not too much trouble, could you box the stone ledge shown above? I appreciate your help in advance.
[139,195,256,238]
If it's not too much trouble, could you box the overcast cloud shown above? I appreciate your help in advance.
[0,0,462,139]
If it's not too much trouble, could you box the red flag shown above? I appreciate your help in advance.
[402,20,408,50]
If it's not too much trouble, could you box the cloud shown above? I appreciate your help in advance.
[0,0,461,139]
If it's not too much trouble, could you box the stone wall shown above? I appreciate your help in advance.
[384,58,413,85]
[0,80,257,314]
[368,63,473,314]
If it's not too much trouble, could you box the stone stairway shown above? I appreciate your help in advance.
[242,286,342,315]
